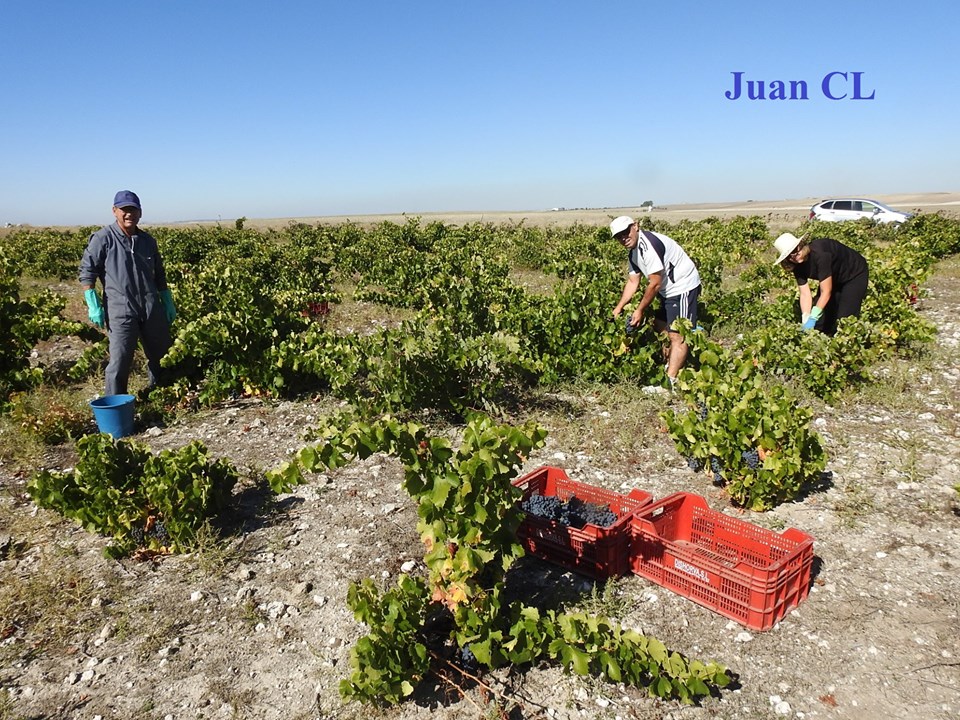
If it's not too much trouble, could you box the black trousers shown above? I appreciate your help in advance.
[815,269,869,336]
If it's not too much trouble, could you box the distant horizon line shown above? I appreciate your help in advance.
[5,190,957,228]
[152,190,960,224]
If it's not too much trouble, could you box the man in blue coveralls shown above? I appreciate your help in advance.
[79,190,177,395]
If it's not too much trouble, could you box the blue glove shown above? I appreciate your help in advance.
[84,289,105,328]
[159,289,177,323]
[801,306,822,331]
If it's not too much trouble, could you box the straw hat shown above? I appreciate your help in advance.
[773,232,805,265]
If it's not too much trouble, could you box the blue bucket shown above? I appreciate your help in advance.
[90,394,136,439]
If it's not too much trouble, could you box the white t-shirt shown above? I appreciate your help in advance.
[628,230,701,297]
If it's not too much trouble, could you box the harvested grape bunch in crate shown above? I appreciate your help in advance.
[520,493,617,529]
[512,465,652,579]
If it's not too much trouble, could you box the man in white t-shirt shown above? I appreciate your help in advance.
[609,216,702,386]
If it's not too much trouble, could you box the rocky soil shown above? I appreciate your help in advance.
[2,260,960,720]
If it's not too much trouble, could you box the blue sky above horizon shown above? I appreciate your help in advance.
[2,1,958,225]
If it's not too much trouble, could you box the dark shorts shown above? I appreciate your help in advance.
[655,284,701,333]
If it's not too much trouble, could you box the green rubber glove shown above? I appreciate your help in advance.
[801,305,823,331]
[159,289,177,323]
[84,289,104,328]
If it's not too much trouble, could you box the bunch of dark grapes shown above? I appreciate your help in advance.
[457,644,479,671]
[697,402,708,420]
[522,494,616,529]
[741,449,760,469]
[686,456,704,472]
[565,497,617,529]
[148,518,170,545]
[710,456,723,485]
[521,494,564,521]
[130,525,146,546]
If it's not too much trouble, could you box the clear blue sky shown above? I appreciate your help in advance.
[2,1,958,225]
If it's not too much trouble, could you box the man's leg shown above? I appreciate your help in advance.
[140,310,173,389]
[105,317,139,395]
[663,285,700,383]
[666,331,689,381]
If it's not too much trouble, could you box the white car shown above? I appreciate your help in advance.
[809,198,914,225]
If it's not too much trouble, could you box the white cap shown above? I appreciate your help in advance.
[610,216,634,236]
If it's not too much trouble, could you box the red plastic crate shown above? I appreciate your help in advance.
[512,466,653,580]
[630,492,814,631]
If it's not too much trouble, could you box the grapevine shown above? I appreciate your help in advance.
[27,434,239,557]
[267,413,731,705]
[665,321,827,510]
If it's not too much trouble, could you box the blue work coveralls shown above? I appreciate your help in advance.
[79,223,173,395]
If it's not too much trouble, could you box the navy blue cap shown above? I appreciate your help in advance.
[113,190,141,210]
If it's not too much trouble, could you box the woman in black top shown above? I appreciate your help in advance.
[773,232,869,336]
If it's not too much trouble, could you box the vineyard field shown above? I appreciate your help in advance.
[1,203,960,720]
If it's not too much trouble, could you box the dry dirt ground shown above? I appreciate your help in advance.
[3,205,960,720]
[234,191,960,234]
